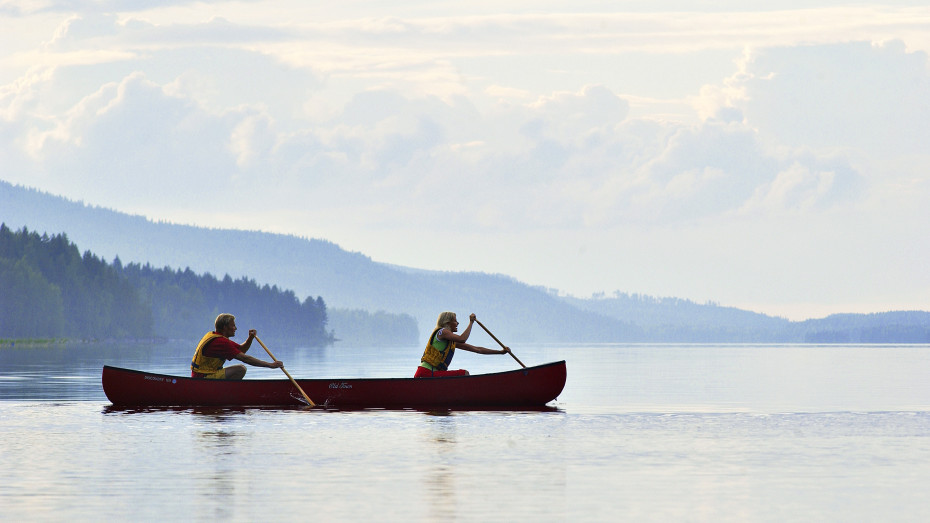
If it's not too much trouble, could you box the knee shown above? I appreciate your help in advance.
[225,365,247,380]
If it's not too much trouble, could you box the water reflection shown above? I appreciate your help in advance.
[191,409,254,519]
[196,426,242,454]
[100,402,256,519]
[423,414,458,520]
[101,406,270,416]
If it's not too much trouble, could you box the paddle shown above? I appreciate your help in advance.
[254,336,316,407]
[475,319,526,368]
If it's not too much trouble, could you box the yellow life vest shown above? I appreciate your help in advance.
[191,332,225,376]
[420,328,456,371]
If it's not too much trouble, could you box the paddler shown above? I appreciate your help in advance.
[415,312,511,378]
[191,313,283,380]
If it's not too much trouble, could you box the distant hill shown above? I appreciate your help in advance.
[2,179,928,343]
[561,292,792,342]
[0,180,642,343]
[794,311,930,343]
[562,292,930,343]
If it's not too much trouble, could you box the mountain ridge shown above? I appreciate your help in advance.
[2,179,927,343]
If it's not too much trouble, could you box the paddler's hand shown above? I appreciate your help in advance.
[469,313,477,323]
[268,360,284,369]
[500,346,511,355]
[247,329,257,339]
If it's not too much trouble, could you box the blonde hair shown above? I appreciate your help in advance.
[215,313,236,331]
[435,311,457,329]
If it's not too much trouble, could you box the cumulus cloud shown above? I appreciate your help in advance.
[727,40,930,158]
[45,13,121,49]
[0,58,867,232]
[10,72,241,208]
[579,118,862,226]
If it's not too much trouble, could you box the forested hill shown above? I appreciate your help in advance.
[0,225,147,339]
[0,225,333,347]
[2,179,929,343]
[0,180,645,343]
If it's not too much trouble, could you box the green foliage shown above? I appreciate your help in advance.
[117,263,334,346]
[0,257,65,337]
[0,223,334,346]
[0,224,148,339]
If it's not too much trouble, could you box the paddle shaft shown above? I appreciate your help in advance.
[475,319,526,368]
[254,336,316,406]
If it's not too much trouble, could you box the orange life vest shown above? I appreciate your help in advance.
[191,332,225,376]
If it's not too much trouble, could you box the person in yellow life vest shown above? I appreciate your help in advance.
[191,313,283,380]
[414,312,511,378]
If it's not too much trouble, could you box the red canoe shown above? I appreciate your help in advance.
[101,361,567,409]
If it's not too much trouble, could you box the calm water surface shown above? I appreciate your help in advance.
[2,342,930,521]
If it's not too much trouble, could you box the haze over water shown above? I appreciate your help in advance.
[2,342,929,521]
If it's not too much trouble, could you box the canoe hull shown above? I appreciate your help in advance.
[101,361,567,408]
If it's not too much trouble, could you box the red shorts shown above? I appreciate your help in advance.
[414,366,469,378]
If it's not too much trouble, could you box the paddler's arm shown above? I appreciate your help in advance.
[238,329,257,352]
[233,352,284,369]
[456,342,511,356]
[439,313,478,343]
[459,313,476,342]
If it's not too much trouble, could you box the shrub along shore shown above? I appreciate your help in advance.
[0,338,68,348]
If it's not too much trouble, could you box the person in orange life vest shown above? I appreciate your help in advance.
[414,312,511,378]
[191,313,283,380]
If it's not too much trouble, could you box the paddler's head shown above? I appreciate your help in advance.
[436,311,457,331]
[215,313,237,337]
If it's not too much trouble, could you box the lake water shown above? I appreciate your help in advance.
[2,341,930,521]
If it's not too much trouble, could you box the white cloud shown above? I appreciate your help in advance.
[742,159,853,214]
[45,13,120,49]
[0,56,875,231]
[581,118,863,226]
[730,40,930,159]
[15,72,242,207]
[3,3,930,317]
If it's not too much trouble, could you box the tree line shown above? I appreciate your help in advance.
[0,224,334,346]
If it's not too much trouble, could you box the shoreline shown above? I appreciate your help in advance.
[0,337,174,348]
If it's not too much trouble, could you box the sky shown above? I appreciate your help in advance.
[1,1,929,320]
